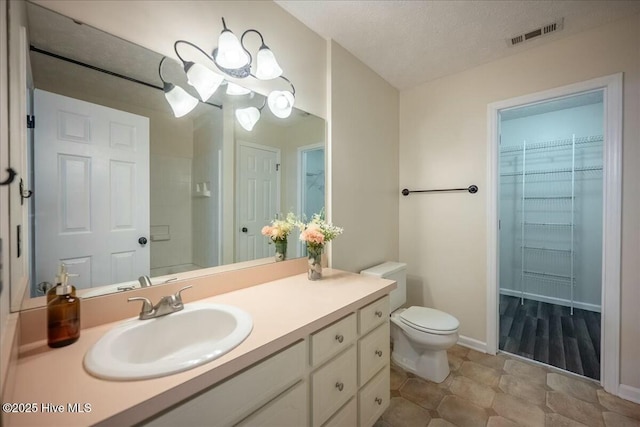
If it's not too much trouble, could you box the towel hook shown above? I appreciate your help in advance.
[0,168,17,186]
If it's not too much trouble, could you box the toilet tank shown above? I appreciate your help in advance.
[360,262,407,312]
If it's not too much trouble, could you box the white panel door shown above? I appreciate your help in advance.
[236,142,279,262]
[34,89,150,290]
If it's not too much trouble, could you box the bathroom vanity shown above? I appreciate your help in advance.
[7,269,395,427]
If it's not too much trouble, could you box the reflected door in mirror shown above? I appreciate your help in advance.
[34,89,150,293]
[236,142,280,262]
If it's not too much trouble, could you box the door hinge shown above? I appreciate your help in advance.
[276,163,280,171]
[26,115,35,129]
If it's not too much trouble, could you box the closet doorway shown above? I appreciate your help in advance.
[498,91,603,379]
[486,74,622,391]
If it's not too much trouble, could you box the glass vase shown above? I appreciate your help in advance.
[307,245,323,280]
[274,239,287,262]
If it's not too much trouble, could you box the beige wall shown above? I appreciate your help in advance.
[329,41,400,273]
[31,0,327,119]
[399,14,640,389]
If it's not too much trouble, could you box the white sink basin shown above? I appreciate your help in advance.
[84,303,253,380]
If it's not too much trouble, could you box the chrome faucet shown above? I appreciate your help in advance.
[128,285,192,320]
[138,275,152,288]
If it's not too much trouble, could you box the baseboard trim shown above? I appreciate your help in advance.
[457,335,487,354]
[618,384,640,404]
[499,289,601,312]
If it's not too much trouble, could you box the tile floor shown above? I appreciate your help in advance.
[375,345,640,427]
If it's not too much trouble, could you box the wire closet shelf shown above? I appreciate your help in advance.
[501,134,603,315]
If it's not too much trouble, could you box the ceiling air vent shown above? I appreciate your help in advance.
[507,18,564,47]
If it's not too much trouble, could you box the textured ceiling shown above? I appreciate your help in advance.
[275,0,640,90]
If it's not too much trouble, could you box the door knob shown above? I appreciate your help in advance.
[138,237,148,246]
[241,227,248,233]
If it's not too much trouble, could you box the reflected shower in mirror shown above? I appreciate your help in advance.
[24,3,325,302]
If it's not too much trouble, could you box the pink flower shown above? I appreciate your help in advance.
[300,228,325,245]
[261,226,273,237]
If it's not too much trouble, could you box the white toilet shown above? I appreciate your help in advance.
[361,262,459,383]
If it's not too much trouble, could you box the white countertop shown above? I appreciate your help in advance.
[8,269,395,426]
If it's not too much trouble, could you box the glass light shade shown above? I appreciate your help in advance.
[226,82,251,96]
[215,30,250,69]
[267,90,295,118]
[235,107,260,131]
[255,47,283,80]
[164,83,199,118]
[185,62,224,101]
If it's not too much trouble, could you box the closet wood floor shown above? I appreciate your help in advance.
[498,294,601,380]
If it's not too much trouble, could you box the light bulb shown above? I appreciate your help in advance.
[163,83,199,118]
[235,107,260,131]
[215,30,250,69]
[267,90,294,118]
[185,62,224,101]
[255,46,283,80]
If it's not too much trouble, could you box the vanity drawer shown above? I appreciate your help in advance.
[358,295,389,335]
[311,345,357,427]
[358,365,390,427]
[144,340,306,427]
[322,397,357,427]
[237,381,308,427]
[311,313,356,366]
[358,322,390,386]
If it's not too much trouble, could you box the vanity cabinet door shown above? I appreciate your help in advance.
[358,366,390,427]
[358,322,390,386]
[311,345,357,427]
[236,381,308,427]
[322,398,357,427]
[143,341,306,427]
[358,296,389,335]
[310,313,356,367]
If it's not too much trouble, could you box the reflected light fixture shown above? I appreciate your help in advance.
[226,82,252,96]
[166,17,295,129]
[267,77,295,119]
[158,57,199,118]
[235,106,261,131]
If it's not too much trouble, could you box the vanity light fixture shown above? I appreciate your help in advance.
[167,17,296,125]
[158,57,199,118]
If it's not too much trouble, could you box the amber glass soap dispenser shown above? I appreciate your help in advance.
[47,270,81,348]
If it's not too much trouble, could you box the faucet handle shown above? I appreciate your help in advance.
[128,296,153,317]
[174,285,192,303]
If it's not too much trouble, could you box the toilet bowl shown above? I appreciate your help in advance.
[360,262,460,384]
[390,307,459,383]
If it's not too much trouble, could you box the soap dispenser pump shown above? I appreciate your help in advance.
[47,270,81,348]
[46,263,76,303]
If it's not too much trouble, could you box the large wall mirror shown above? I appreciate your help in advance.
[19,2,325,306]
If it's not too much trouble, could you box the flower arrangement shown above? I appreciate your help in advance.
[298,212,343,250]
[297,211,343,280]
[261,213,297,261]
[261,213,296,242]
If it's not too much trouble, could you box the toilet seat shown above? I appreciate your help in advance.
[399,306,459,335]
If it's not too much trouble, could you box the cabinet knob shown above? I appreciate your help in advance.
[375,350,383,357]
[335,334,344,343]
[375,310,383,318]
[335,382,344,392]
[375,397,383,405]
